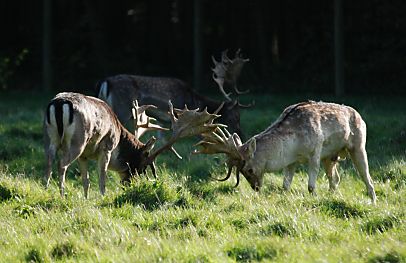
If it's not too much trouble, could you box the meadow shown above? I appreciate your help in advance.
[0,90,405,262]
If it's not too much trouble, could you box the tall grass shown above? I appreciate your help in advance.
[0,90,405,262]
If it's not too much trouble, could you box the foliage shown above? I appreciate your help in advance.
[0,92,405,262]
[0,49,28,90]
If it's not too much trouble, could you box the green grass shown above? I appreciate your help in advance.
[0,90,405,262]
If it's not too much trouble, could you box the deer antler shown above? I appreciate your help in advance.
[132,100,169,139]
[212,49,250,101]
[194,127,245,187]
[146,101,224,164]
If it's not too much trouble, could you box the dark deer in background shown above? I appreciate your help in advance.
[195,101,377,203]
[96,49,251,140]
[44,92,221,198]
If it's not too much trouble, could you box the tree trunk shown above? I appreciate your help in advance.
[42,0,52,91]
[334,0,344,96]
[193,0,203,91]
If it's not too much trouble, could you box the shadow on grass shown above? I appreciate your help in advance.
[226,243,278,262]
[362,214,402,235]
[316,199,368,219]
[368,251,405,263]
[113,180,194,210]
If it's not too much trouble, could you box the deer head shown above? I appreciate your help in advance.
[212,49,250,101]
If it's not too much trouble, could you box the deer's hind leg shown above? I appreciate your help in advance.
[349,147,376,203]
[45,144,57,189]
[58,139,87,197]
[78,158,90,198]
[322,158,340,191]
[97,150,112,196]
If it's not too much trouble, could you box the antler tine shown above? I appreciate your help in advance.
[194,127,241,158]
[195,127,245,186]
[147,101,223,163]
[132,100,169,139]
[221,49,231,63]
[211,55,219,66]
[212,73,232,101]
[211,49,250,101]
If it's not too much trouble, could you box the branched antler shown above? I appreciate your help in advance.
[194,127,245,187]
[146,101,224,164]
[132,100,168,139]
[212,49,250,101]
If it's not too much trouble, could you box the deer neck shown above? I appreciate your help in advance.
[252,130,300,172]
[192,92,223,112]
[109,127,145,181]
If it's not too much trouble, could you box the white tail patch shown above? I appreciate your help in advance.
[61,103,76,144]
[98,81,108,99]
[48,104,57,127]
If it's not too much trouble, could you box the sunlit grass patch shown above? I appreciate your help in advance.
[0,92,405,262]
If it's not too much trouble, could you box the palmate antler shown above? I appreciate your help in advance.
[212,49,250,101]
[194,127,245,187]
[145,101,224,166]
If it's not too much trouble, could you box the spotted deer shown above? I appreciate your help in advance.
[44,92,221,198]
[96,49,251,140]
[195,101,377,203]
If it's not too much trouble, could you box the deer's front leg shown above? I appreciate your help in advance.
[283,164,296,191]
[308,147,322,194]
[98,150,112,196]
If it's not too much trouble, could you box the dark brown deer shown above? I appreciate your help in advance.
[96,49,250,139]
[195,101,377,204]
[44,92,221,198]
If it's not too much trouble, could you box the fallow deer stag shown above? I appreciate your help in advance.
[195,101,377,203]
[44,92,221,198]
[96,49,251,139]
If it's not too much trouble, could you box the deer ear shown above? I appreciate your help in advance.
[247,137,256,159]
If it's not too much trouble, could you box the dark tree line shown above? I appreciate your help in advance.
[1,0,405,95]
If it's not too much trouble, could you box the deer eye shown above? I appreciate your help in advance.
[248,168,254,174]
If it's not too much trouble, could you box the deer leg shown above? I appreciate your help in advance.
[78,158,90,199]
[349,147,376,204]
[44,145,57,188]
[57,142,86,197]
[322,159,340,191]
[283,164,296,190]
[97,150,112,196]
[58,160,68,197]
[149,162,157,179]
[308,147,321,194]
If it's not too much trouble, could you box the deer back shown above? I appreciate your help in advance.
[96,74,243,137]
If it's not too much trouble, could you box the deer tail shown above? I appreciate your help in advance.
[46,99,74,143]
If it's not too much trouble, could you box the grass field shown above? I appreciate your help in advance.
[0,90,405,262]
